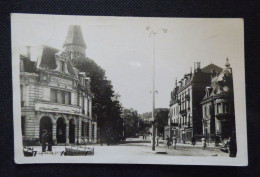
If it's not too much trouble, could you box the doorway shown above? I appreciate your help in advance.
[56,117,66,143]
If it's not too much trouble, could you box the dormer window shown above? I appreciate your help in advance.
[61,61,65,72]
[206,90,209,97]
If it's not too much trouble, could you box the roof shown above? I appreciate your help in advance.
[217,68,232,82]
[63,25,86,48]
[201,63,223,74]
[35,45,76,76]
[38,45,59,69]
[20,55,36,73]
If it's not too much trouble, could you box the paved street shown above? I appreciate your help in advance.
[29,140,228,157]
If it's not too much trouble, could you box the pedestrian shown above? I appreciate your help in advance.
[172,136,177,149]
[166,135,171,149]
[156,136,159,146]
[191,136,196,146]
[42,130,48,152]
[201,137,206,150]
[228,136,237,157]
[47,131,53,152]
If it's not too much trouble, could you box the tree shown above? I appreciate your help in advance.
[124,109,139,138]
[72,56,123,143]
[155,109,169,139]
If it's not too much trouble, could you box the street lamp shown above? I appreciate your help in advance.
[146,26,167,151]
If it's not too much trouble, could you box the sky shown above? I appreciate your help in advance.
[11,14,244,114]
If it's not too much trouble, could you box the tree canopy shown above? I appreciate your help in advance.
[72,57,123,143]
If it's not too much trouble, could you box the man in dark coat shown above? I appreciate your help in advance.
[47,132,53,151]
[42,130,48,152]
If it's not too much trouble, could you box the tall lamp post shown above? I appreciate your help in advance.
[146,26,167,151]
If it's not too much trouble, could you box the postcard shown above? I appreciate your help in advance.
[11,13,247,165]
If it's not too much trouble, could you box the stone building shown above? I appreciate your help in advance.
[168,62,222,143]
[20,25,97,145]
[201,58,236,145]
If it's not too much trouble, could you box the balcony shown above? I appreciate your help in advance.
[171,123,178,127]
[185,94,190,101]
[215,112,234,121]
[180,109,187,116]
[35,101,81,115]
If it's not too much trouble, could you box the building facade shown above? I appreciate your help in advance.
[20,25,97,145]
[201,58,236,146]
[168,62,223,143]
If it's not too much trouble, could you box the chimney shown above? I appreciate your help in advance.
[26,46,31,60]
[197,62,201,70]
[211,69,216,78]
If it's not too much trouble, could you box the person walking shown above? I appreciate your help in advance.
[172,136,177,149]
[191,136,196,146]
[42,130,48,152]
[156,136,159,146]
[47,131,53,152]
[166,135,171,149]
[201,137,206,150]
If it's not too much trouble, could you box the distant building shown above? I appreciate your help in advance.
[20,25,97,145]
[201,58,236,145]
[168,62,222,143]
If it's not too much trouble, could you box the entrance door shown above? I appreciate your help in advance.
[40,117,52,143]
[69,119,75,143]
[56,118,66,143]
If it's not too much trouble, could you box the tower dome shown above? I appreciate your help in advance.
[63,25,87,58]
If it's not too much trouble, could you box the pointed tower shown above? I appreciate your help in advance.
[63,25,87,59]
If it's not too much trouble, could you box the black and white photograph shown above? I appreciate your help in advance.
[11,14,248,165]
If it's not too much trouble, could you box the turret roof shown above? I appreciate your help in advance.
[63,25,86,48]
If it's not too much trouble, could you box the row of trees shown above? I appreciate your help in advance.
[124,109,169,139]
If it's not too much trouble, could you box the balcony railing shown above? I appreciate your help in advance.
[185,94,190,101]
[180,110,187,116]
[215,112,234,121]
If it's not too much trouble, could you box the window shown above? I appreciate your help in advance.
[20,85,24,106]
[87,99,90,116]
[92,124,95,140]
[61,91,66,104]
[204,106,207,116]
[21,116,25,136]
[51,89,58,103]
[81,121,85,137]
[61,61,65,72]
[86,122,89,137]
[217,103,221,113]
[82,96,85,114]
[51,89,71,105]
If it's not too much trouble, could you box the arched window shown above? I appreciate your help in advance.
[81,121,85,137]
[21,116,25,136]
